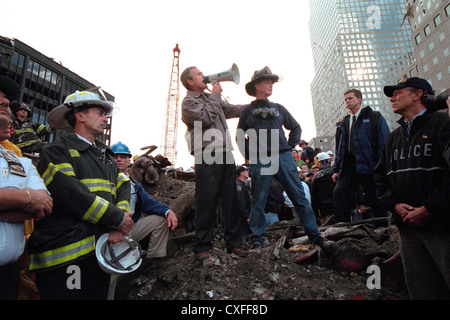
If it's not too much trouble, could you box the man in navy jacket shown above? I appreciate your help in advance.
[332,89,390,226]
[112,142,178,269]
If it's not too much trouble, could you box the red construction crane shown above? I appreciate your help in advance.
[162,44,181,165]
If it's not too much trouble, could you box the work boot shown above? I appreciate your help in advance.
[194,251,209,262]
[228,247,247,257]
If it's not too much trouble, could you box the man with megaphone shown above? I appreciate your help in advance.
[180,66,247,262]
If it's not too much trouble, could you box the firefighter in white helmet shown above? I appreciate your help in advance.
[311,152,336,224]
[29,89,133,299]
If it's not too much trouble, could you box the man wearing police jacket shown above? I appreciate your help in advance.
[374,77,450,300]
[29,90,133,300]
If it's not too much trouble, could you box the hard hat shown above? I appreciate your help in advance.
[111,141,132,157]
[10,101,31,117]
[47,88,115,129]
[317,152,330,162]
[95,233,143,275]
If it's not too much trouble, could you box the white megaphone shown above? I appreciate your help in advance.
[203,63,240,85]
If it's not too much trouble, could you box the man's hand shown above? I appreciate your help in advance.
[394,203,413,219]
[118,211,134,235]
[26,188,53,220]
[332,172,339,183]
[403,205,430,226]
[211,82,223,94]
[166,210,178,231]
[108,230,126,244]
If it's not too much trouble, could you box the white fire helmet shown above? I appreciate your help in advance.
[95,233,143,275]
[47,87,115,129]
[317,152,331,162]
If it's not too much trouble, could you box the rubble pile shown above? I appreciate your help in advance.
[115,219,408,300]
[119,150,409,300]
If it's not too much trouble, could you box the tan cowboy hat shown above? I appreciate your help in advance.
[245,66,279,97]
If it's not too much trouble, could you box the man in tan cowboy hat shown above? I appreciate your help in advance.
[237,66,323,253]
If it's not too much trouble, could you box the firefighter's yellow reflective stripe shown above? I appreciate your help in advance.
[41,162,75,186]
[69,149,80,158]
[82,195,108,223]
[116,172,129,190]
[16,138,41,148]
[14,128,36,135]
[36,124,46,135]
[116,200,131,212]
[81,178,116,197]
[29,235,95,270]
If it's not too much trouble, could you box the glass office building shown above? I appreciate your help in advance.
[396,0,449,95]
[309,0,414,138]
[0,36,114,144]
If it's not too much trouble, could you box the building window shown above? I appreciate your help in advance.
[433,57,439,65]
[415,33,422,44]
[424,24,431,36]
[434,14,441,27]
[446,4,450,17]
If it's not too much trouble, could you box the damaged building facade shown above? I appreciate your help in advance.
[0,35,114,145]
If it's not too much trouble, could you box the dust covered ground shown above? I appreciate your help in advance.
[115,169,409,303]
[115,220,408,301]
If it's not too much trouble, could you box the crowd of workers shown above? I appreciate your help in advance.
[0,65,449,301]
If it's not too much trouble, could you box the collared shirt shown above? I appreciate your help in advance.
[75,133,94,146]
[0,145,47,266]
[349,108,362,129]
[181,90,243,155]
[404,108,427,136]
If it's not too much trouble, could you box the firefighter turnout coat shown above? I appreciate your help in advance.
[29,133,131,271]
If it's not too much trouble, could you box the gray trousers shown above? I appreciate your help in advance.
[398,224,450,300]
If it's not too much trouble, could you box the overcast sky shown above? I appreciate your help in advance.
[1,0,317,168]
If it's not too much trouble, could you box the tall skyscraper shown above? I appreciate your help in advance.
[309,0,414,138]
[396,0,449,95]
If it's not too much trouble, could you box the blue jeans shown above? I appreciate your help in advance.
[249,151,321,246]
[265,212,279,226]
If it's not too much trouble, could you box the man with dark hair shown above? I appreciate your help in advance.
[235,165,252,236]
[181,66,246,261]
[375,77,450,299]
[333,88,390,227]
[29,89,133,299]
[112,141,178,269]
[299,140,316,168]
